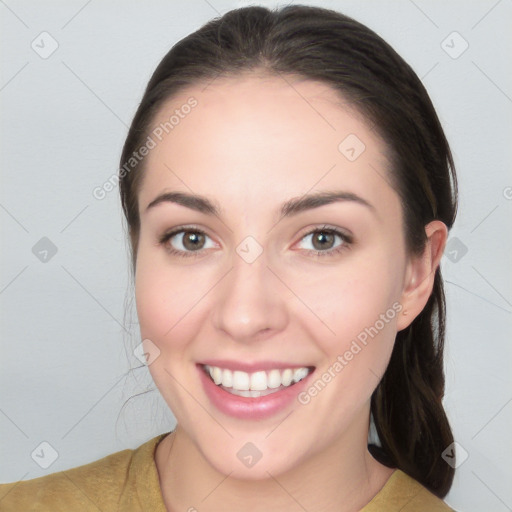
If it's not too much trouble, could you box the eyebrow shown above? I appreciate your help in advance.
[145,190,376,219]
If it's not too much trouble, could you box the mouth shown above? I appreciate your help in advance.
[200,364,315,397]
[197,361,316,420]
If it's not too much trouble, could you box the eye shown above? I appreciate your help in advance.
[296,226,352,257]
[159,224,353,259]
[159,226,215,258]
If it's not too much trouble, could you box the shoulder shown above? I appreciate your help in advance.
[362,469,456,511]
[0,448,132,511]
[0,433,169,512]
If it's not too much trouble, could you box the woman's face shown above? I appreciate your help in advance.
[134,73,417,478]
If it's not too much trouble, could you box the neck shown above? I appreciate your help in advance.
[155,411,395,512]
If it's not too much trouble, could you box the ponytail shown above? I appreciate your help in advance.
[370,271,454,497]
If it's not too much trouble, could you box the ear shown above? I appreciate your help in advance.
[396,220,448,331]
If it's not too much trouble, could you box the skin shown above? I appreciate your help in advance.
[133,72,447,512]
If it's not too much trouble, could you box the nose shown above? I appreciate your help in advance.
[211,248,288,343]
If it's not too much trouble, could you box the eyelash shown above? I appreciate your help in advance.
[158,225,353,259]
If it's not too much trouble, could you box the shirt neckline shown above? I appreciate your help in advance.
[133,432,426,512]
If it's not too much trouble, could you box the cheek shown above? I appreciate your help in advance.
[134,254,204,415]
[134,252,198,344]
[293,253,404,410]
[298,253,404,348]
[295,260,402,426]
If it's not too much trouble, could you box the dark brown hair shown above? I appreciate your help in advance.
[119,4,458,498]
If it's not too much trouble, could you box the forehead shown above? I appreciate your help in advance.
[139,73,398,220]
[152,72,371,142]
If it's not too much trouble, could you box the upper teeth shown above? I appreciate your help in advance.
[204,365,311,391]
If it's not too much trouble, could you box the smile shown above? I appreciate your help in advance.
[197,362,316,419]
[202,364,313,397]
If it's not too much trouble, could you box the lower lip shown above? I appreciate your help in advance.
[197,365,314,420]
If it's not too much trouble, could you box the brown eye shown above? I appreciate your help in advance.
[181,231,206,251]
[311,231,336,251]
[159,227,215,258]
[296,227,352,258]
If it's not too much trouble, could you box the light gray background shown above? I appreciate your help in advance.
[1,1,511,510]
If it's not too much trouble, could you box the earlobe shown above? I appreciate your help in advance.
[396,220,448,331]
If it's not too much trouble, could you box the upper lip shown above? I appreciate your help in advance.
[198,359,315,373]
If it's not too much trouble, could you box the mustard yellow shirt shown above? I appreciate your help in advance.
[0,433,455,511]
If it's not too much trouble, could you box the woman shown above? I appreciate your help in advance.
[0,5,458,511]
